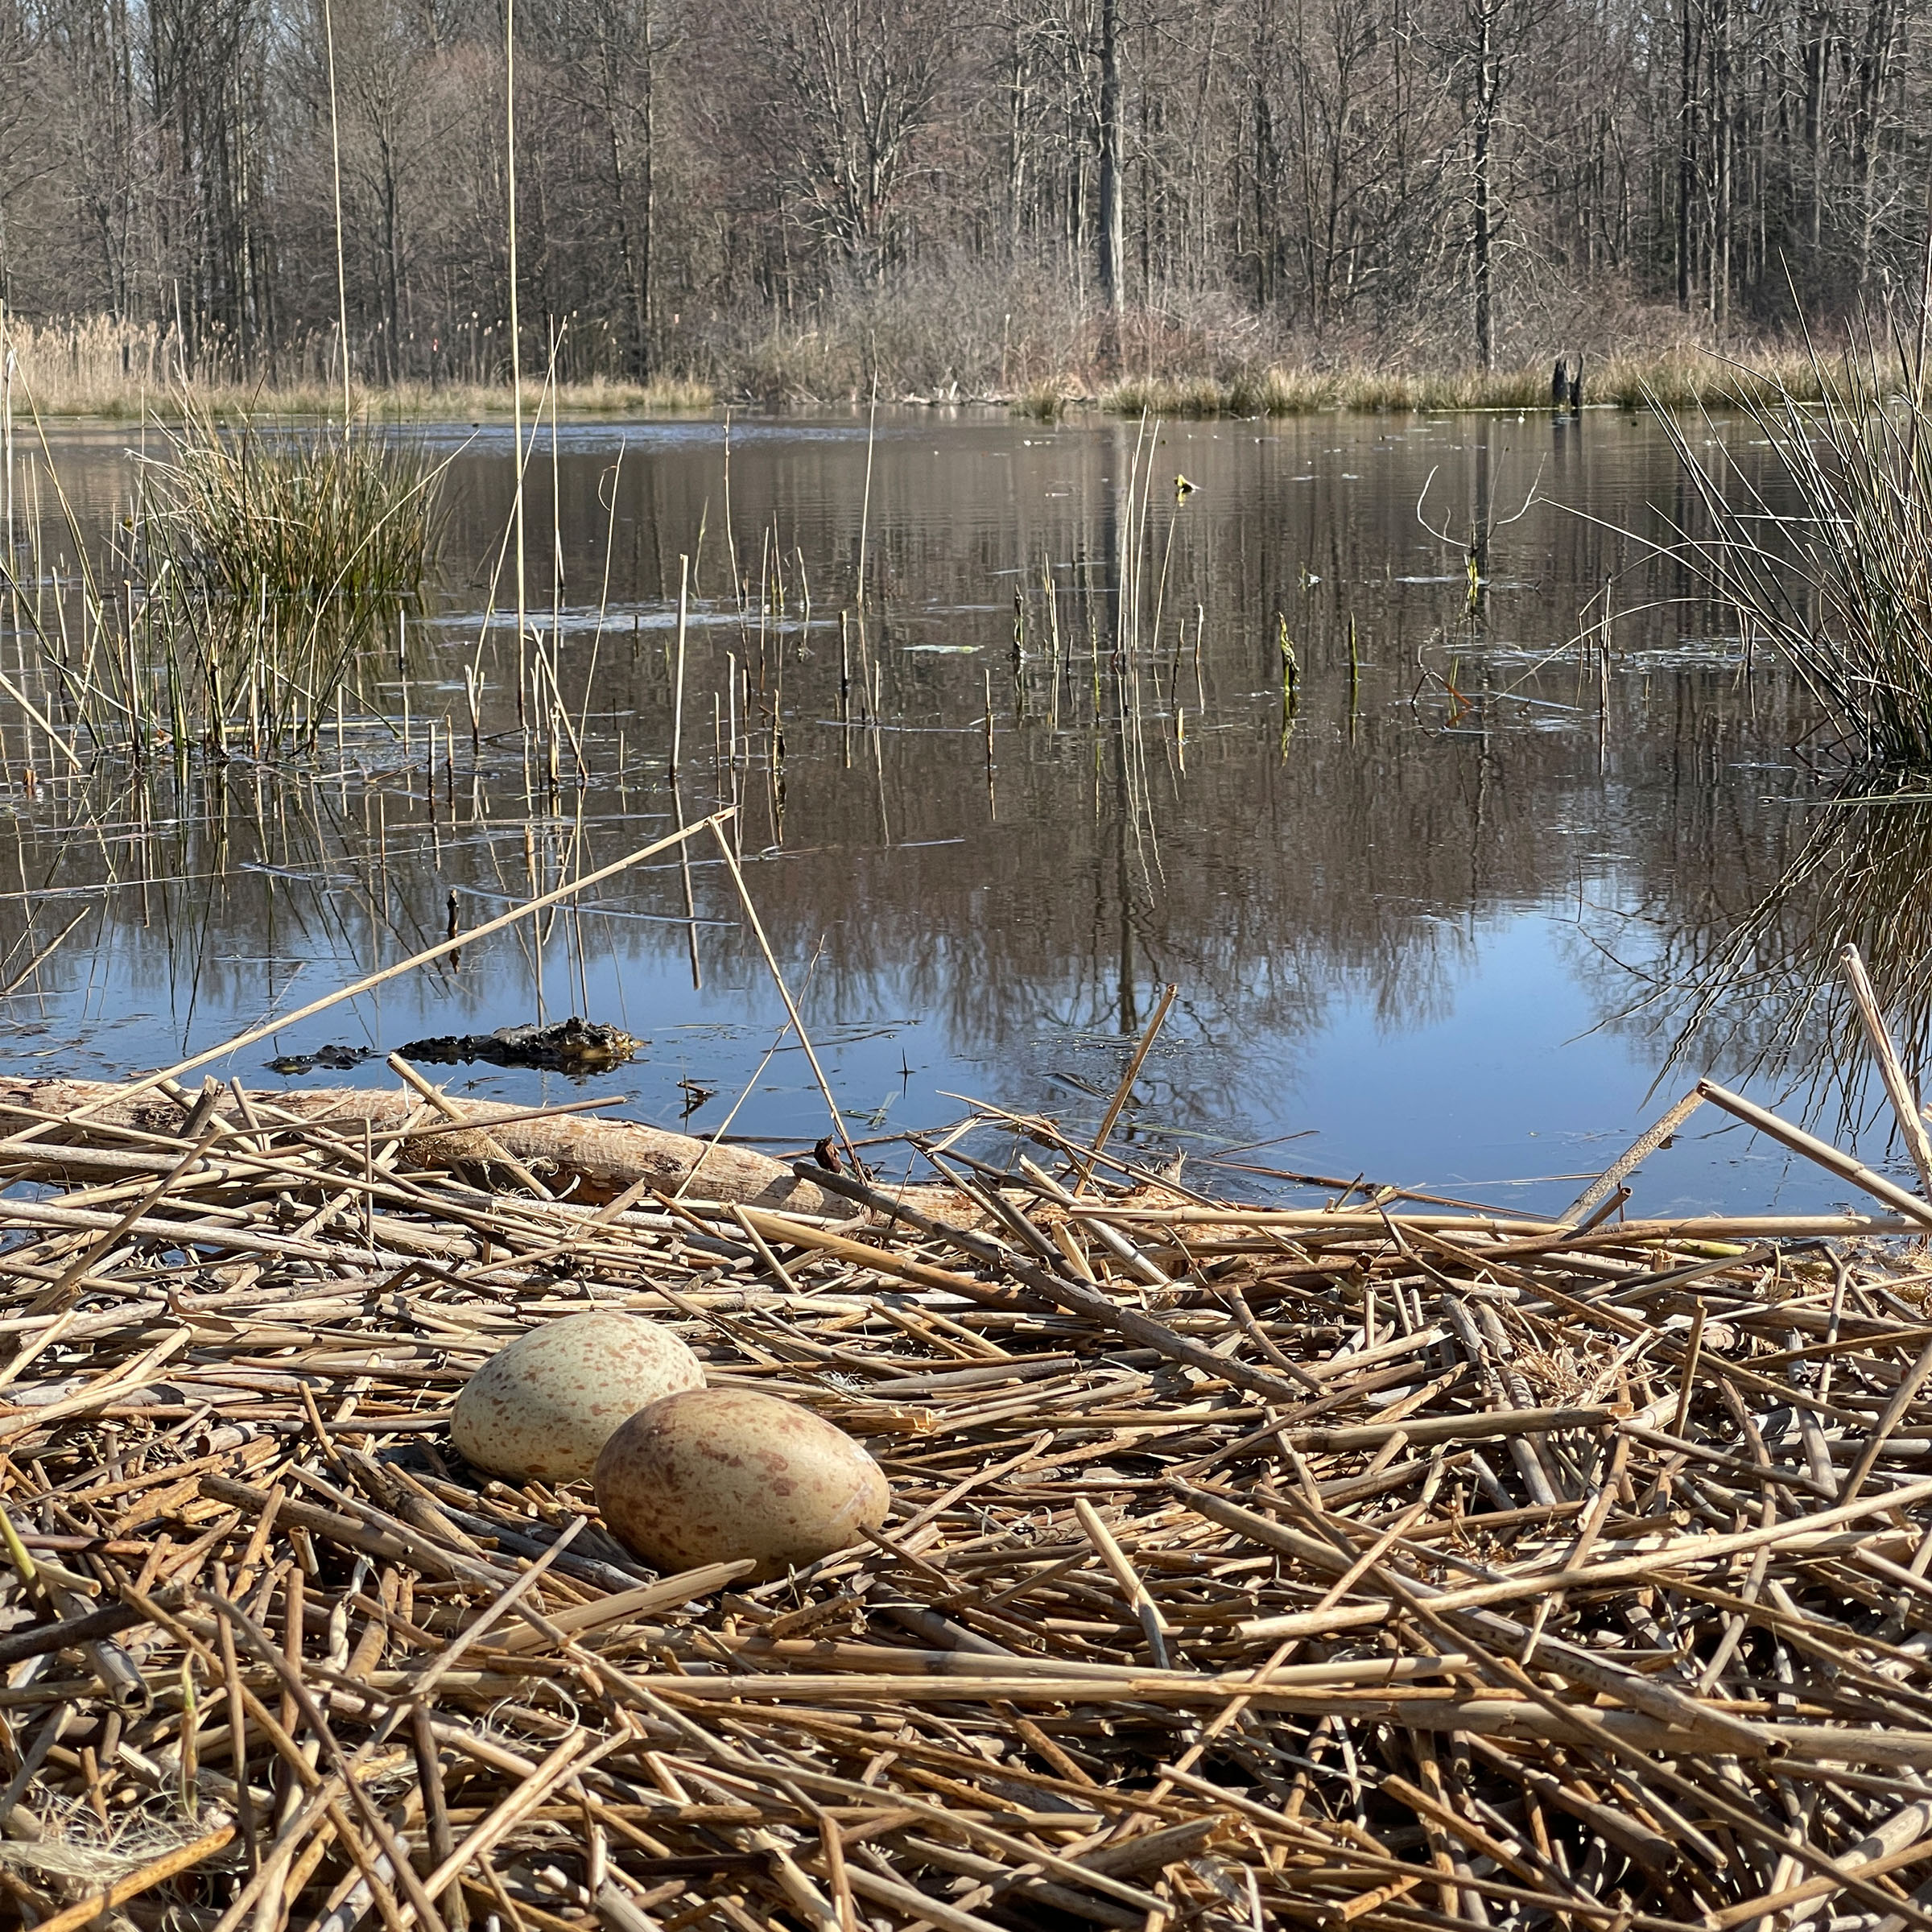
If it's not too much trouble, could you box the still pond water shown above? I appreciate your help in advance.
[0,407,1909,1217]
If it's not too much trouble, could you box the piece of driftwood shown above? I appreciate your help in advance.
[0,1077,859,1216]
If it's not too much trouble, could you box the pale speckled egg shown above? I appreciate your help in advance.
[593,1387,891,1577]
[451,1311,705,1482]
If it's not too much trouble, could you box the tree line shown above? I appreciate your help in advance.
[0,0,1924,396]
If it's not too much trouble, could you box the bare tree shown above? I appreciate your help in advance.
[2,0,1928,388]
[733,0,966,277]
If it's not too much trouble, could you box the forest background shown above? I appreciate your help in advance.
[0,0,1923,403]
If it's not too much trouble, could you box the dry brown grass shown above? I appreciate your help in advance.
[0,315,714,418]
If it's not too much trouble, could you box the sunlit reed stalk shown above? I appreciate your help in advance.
[506,0,528,733]
[322,0,353,429]
[574,446,623,758]
[721,408,739,605]
[856,372,877,605]
[2,301,13,563]
[670,552,689,775]
[548,328,564,770]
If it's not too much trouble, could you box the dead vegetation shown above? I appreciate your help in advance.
[0,1026,1930,1932]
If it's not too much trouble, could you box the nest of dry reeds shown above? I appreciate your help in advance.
[0,1047,1930,1932]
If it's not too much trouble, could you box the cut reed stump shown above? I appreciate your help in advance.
[0,1065,1929,1930]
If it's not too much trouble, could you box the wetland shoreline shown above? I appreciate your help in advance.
[2,329,1844,420]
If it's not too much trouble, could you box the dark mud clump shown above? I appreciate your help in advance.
[266,1044,379,1075]
[403,1018,638,1072]
[268,1018,638,1078]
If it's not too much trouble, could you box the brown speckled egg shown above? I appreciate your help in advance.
[593,1388,890,1577]
[451,1311,704,1482]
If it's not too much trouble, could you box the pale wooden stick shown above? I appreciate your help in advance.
[386,1055,552,1200]
[1839,941,1932,1199]
[1075,1496,1172,1669]
[1698,1079,1932,1228]
[1075,980,1177,1191]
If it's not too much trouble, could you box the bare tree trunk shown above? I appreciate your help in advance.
[1710,0,1728,328]
[1472,0,1496,371]
[1678,0,1698,307]
[1005,19,1027,261]
[639,17,654,376]
[1098,0,1124,361]
[1853,0,1898,290]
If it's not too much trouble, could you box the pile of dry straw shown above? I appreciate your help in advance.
[2,931,1932,1932]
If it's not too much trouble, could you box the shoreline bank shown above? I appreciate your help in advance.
[2,345,1844,422]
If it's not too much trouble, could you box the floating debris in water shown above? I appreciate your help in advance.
[265,1042,378,1075]
[267,1018,638,1077]
[401,1016,639,1072]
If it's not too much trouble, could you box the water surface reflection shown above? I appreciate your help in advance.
[0,408,1885,1216]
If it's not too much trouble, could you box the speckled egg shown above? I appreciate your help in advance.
[451,1311,705,1483]
[593,1387,891,1577]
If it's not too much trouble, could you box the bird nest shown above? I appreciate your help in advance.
[0,1064,1926,1932]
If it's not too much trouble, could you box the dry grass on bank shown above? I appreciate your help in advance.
[1075,347,1835,418]
[0,312,1850,420]
[0,316,715,419]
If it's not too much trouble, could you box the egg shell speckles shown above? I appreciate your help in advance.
[593,1387,891,1578]
[450,1311,705,1483]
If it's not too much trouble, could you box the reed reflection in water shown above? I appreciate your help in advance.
[1613,788,1932,1153]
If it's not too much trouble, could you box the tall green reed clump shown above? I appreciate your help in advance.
[1653,336,1932,769]
[135,407,446,751]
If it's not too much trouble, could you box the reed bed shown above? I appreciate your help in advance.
[0,312,1839,422]
[0,316,713,419]
[1653,335,1932,770]
[0,1029,1930,1931]
[6,406,451,758]
[1089,350,1835,419]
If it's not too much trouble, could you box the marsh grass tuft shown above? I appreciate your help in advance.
[1099,365,1557,416]
[11,400,451,759]
[1653,334,1932,769]
[133,407,448,750]
[147,408,440,618]
[1017,379,1071,421]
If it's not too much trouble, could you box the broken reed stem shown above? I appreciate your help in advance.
[707,819,857,1170]
[1697,1076,1932,1226]
[1839,940,1932,1200]
[1076,980,1177,1191]
[670,551,688,777]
